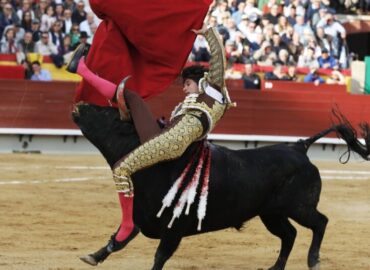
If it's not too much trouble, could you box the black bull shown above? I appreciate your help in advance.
[72,104,370,270]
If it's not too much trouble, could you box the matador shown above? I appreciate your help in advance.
[67,25,232,252]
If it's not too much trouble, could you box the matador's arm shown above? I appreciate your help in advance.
[195,26,233,106]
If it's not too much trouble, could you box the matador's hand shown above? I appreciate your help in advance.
[191,23,208,36]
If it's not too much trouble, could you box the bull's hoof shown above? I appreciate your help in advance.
[309,262,320,270]
[80,254,98,266]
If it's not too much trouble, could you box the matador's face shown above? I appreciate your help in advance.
[182,79,199,95]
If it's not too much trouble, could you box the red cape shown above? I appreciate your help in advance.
[75,0,212,106]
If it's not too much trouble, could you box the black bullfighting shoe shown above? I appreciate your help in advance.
[66,44,88,73]
[116,75,132,121]
[79,226,140,266]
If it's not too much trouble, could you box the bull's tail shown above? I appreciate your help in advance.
[298,110,370,162]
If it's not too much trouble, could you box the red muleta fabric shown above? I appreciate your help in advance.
[75,0,212,106]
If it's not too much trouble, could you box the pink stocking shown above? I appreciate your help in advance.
[115,193,134,241]
[77,58,117,100]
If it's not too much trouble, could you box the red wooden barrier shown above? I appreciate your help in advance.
[0,65,25,79]
[0,79,369,137]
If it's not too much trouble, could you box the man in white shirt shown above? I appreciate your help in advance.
[34,32,58,55]
[79,12,99,37]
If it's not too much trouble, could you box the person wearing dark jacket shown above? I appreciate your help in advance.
[242,62,261,89]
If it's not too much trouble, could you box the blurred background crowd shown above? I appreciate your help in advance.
[0,0,369,85]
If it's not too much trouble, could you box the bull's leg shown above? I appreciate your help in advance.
[151,230,183,270]
[291,209,328,270]
[260,215,297,270]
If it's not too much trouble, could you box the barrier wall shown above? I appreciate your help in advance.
[1,79,368,138]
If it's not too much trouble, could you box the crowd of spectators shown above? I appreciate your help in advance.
[0,0,98,76]
[190,0,364,88]
[0,0,367,84]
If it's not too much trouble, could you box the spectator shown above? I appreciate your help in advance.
[61,34,73,63]
[265,64,287,80]
[207,15,218,28]
[326,69,346,84]
[0,2,20,37]
[21,59,32,79]
[63,0,76,12]
[297,46,319,68]
[285,61,299,81]
[55,4,64,21]
[224,17,239,42]
[275,48,291,65]
[227,0,238,14]
[71,30,90,51]
[33,0,48,20]
[21,10,33,32]
[211,0,229,25]
[0,27,18,53]
[30,60,52,81]
[12,22,25,44]
[224,39,241,65]
[40,5,56,32]
[244,0,262,19]
[62,8,73,34]
[274,15,289,36]
[316,13,346,58]
[303,66,325,85]
[239,17,261,44]
[87,23,97,44]
[31,18,42,42]
[281,25,294,44]
[312,7,329,28]
[237,14,250,39]
[231,1,245,25]
[69,23,80,48]
[242,62,261,89]
[316,26,333,54]
[79,12,98,37]
[49,20,64,52]
[287,31,304,62]
[72,0,87,25]
[191,34,210,62]
[253,40,277,65]
[285,5,297,26]
[34,31,58,55]
[284,0,305,18]
[265,4,281,24]
[262,23,275,43]
[305,0,322,24]
[317,48,337,69]
[16,0,34,22]
[271,32,288,55]
[293,15,313,43]
[262,0,283,15]
[18,31,35,54]
[240,44,255,64]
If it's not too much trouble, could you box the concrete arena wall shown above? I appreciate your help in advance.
[0,128,363,161]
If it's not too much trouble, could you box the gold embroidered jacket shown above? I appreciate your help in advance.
[170,27,233,137]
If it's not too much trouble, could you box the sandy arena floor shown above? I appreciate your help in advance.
[0,154,369,270]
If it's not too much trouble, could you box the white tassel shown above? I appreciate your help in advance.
[157,162,192,218]
[197,190,208,231]
[197,147,211,231]
[167,188,189,228]
[185,150,205,215]
[185,172,201,215]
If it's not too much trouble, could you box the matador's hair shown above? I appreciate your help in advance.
[181,65,208,84]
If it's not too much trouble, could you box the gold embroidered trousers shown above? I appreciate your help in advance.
[113,113,203,197]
